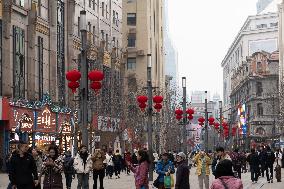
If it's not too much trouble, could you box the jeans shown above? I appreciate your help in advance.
[114,165,121,177]
[93,169,105,189]
[266,165,273,181]
[65,173,73,189]
[77,173,89,189]
[251,168,259,182]
[7,182,12,189]
[198,174,209,189]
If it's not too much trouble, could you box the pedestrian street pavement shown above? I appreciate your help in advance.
[0,168,284,189]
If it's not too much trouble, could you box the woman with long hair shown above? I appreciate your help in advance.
[126,150,150,189]
[40,145,63,189]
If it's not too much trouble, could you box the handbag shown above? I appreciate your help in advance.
[164,175,171,188]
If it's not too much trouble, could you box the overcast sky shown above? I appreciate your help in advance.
[167,0,258,99]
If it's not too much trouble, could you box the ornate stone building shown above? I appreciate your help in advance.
[230,51,280,148]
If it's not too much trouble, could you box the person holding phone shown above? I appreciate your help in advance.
[126,150,150,189]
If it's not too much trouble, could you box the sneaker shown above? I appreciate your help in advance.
[271,180,273,183]
[268,180,270,183]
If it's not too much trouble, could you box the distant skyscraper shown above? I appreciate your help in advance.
[164,0,178,87]
[191,91,211,103]
[257,0,273,13]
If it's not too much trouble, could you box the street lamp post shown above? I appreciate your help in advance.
[219,101,223,146]
[147,54,154,181]
[182,77,187,154]
[205,91,209,153]
[79,10,89,149]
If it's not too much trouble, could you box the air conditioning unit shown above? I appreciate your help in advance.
[137,50,145,56]
[129,28,136,33]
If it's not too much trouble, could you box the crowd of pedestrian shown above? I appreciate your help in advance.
[3,140,284,189]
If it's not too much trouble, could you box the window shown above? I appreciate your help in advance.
[38,0,42,17]
[13,26,25,99]
[102,2,105,17]
[38,36,44,100]
[101,30,105,40]
[93,0,96,11]
[257,103,263,116]
[127,58,136,70]
[78,17,80,37]
[113,10,116,24]
[256,82,262,96]
[270,22,278,27]
[127,13,136,25]
[13,0,25,7]
[256,24,267,29]
[93,26,96,44]
[106,33,108,50]
[106,5,108,19]
[57,0,65,105]
[116,12,119,26]
[88,22,91,32]
[257,61,262,72]
[128,33,136,47]
[89,0,92,8]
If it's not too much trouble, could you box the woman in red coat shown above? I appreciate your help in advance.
[126,150,150,189]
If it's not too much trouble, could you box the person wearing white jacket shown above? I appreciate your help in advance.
[73,145,93,189]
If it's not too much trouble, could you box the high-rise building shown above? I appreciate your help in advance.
[191,91,211,103]
[164,0,178,87]
[257,0,274,14]
[122,0,165,90]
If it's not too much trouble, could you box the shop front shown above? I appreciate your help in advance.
[4,94,74,155]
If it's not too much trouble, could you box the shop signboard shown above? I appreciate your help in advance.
[36,106,56,132]
[58,113,72,134]
[9,106,34,133]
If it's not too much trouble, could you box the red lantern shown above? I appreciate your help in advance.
[222,122,228,127]
[66,70,81,82]
[88,70,104,81]
[68,81,80,93]
[154,103,162,112]
[208,117,215,123]
[137,96,148,103]
[153,96,163,103]
[90,81,102,92]
[198,117,205,123]
[188,115,193,120]
[214,122,220,129]
[176,115,182,120]
[186,108,194,115]
[175,109,183,115]
[139,103,147,111]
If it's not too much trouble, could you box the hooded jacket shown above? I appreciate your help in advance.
[210,176,243,189]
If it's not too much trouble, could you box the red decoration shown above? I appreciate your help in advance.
[137,96,148,103]
[68,81,80,93]
[175,109,183,115]
[153,96,163,103]
[139,103,147,111]
[188,115,193,120]
[208,117,215,123]
[199,122,204,126]
[176,115,182,120]
[198,117,205,123]
[186,108,195,115]
[66,70,81,82]
[88,70,104,81]
[154,103,162,112]
[90,81,102,92]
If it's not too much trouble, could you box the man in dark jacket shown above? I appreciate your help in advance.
[258,146,266,177]
[175,152,190,189]
[63,151,74,189]
[247,148,260,183]
[10,141,39,189]
[264,146,275,183]
[112,150,123,179]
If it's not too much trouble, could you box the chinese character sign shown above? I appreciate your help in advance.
[36,106,56,132]
[9,107,34,132]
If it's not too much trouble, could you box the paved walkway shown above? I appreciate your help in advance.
[0,168,283,189]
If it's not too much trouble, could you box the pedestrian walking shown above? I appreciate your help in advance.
[155,152,175,189]
[92,149,106,189]
[63,151,75,189]
[231,149,242,179]
[105,151,114,179]
[175,152,190,189]
[32,148,43,189]
[125,151,132,175]
[264,146,275,183]
[126,150,150,189]
[40,145,63,189]
[9,141,39,189]
[210,159,243,189]
[112,150,123,179]
[247,148,260,183]
[193,150,211,189]
[275,149,282,165]
[258,146,266,177]
[216,147,231,162]
[73,145,93,189]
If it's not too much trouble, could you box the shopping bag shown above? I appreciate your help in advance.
[164,175,171,188]
[170,174,174,187]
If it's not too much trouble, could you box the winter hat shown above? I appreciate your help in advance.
[177,152,186,160]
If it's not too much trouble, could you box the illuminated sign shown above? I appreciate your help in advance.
[238,104,247,136]
[36,106,56,132]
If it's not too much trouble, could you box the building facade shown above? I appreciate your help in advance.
[221,13,278,119]
[122,0,165,89]
[0,0,123,166]
[230,51,279,148]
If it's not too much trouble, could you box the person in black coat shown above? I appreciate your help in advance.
[175,152,190,189]
[247,149,260,183]
[264,146,275,183]
[258,146,266,177]
[10,141,39,189]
